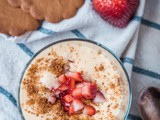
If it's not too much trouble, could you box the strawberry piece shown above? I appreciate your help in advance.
[63,95,74,103]
[54,90,61,97]
[66,72,83,82]
[69,105,74,114]
[71,99,84,112]
[48,96,56,104]
[93,91,106,103]
[58,74,67,83]
[58,84,69,91]
[83,105,96,116]
[64,106,69,111]
[64,64,70,71]
[68,77,75,89]
[72,88,83,98]
[76,83,84,88]
[82,82,97,99]
[64,102,71,107]
[93,0,139,28]
[59,92,67,108]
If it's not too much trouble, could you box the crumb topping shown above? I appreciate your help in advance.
[49,58,65,77]
[94,64,105,72]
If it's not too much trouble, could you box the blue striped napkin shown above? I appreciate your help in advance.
[1,0,160,120]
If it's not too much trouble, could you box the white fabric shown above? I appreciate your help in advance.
[1,0,160,119]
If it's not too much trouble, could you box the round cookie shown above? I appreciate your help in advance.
[7,0,85,23]
[0,0,40,36]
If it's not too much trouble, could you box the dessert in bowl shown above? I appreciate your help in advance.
[19,39,131,120]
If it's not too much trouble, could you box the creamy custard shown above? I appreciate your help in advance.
[20,40,130,120]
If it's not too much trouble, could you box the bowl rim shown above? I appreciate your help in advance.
[18,38,132,120]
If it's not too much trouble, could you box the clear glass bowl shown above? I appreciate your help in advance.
[18,38,132,120]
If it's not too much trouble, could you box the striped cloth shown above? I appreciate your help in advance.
[0,0,160,120]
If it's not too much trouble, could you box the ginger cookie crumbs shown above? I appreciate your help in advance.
[22,53,67,117]
[95,64,105,72]
[69,46,75,52]
[26,99,35,105]
[49,58,65,77]
[98,50,102,55]
[35,97,53,115]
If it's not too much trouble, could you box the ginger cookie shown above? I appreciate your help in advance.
[0,0,39,36]
[7,0,85,23]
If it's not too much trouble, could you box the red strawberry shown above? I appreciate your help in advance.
[68,77,75,89]
[82,82,97,99]
[58,84,69,91]
[64,106,69,111]
[83,105,96,116]
[93,0,139,28]
[54,90,61,97]
[71,99,84,112]
[66,72,83,82]
[48,96,56,104]
[64,102,71,107]
[72,88,83,98]
[69,105,74,114]
[76,83,84,88]
[64,64,70,71]
[93,91,106,103]
[58,74,67,83]
[63,95,74,103]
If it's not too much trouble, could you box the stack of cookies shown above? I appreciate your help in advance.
[0,0,84,36]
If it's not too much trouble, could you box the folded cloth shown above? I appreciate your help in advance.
[2,0,160,120]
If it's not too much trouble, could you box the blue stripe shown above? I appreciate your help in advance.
[133,16,142,22]
[121,57,160,80]
[121,57,134,64]
[0,87,17,106]
[16,43,34,57]
[133,66,160,79]
[141,18,160,30]
[128,114,142,120]
[71,29,86,38]
[38,27,55,35]
[134,16,160,30]
[36,17,160,37]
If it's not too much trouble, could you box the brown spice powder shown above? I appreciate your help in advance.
[95,64,105,72]
[22,53,68,116]
[48,58,65,77]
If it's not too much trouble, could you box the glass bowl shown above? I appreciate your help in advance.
[18,38,132,120]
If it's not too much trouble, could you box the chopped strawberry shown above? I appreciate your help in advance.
[69,105,74,114]
[83,105,96,116]
[59,92,66,108]
[64,106,69,111]
[48,96,56,104]
[55,90,61,97]
[58,84,69,91]
[72,88,83,98]
[66,72,83,82]
[71,99,84,112]
[93,91,106,103]
[63,95,74,103]
[50,92,56,97]
[64,64,70,71]
[67,77,75,89]
[82,82,97,99]
[93,0,139,28]
[49,82,61,91]
[58,74,67,83]
[64,102,71,107]
[49,87,55,91]
[76,83,84,88]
